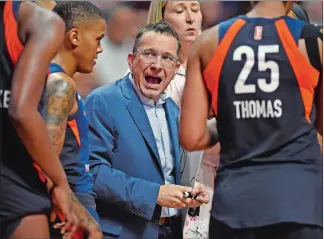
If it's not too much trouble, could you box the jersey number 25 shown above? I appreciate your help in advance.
[234,45,279,94]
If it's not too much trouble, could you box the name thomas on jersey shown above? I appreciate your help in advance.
[231,44,283,119]
[233,99,282,119]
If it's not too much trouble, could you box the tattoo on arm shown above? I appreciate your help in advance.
[71,194,101,231]
[46,78,76,154]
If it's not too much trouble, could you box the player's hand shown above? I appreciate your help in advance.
[186,182,210,208]
[57,194,103,239]
[86,225,103,239]
[157,184,195,209]
[50,183,78,235]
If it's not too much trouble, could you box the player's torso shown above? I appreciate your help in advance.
[214,16,321,168]
[206,15,322,228]
[1,2,40,162]
[49,63,93,194]
[0,2,50,194]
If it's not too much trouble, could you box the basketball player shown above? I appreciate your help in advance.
[180,1,322,239]
[45,2,105,238]
[0,1,78,238]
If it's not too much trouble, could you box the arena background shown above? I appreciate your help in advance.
[74,1,323,98]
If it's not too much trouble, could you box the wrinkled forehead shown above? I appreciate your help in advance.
[138,32,178,55]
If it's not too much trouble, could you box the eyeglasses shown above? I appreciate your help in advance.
[135,48,178,69]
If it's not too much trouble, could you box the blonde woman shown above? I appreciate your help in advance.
[147,2,219,239]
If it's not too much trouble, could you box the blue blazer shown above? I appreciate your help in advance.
[84,74,181,239]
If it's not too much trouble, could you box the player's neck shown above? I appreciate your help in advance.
[247,2,287,19]
[52,53,78,78]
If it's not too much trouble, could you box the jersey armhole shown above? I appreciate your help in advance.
[300,24,322,72]
[219,16,240,43]
[12,1,21,22]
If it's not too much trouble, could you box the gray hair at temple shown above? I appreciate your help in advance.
[132,20,181,57]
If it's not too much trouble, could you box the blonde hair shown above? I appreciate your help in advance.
[147,1,202,35]
[147,1,167,24]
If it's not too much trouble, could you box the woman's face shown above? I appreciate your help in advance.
[163,1,202,44]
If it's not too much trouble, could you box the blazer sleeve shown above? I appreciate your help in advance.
[84,92,160,220]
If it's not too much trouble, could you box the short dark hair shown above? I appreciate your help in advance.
[133,20,181,57]
[53,1,105,31]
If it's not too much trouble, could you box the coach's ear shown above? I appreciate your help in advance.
[127,53,135,72]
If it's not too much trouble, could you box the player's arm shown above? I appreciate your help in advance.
[180,30,218,151]
[9,1,69,189]
[44,76,102,237]
[45,75,76,155]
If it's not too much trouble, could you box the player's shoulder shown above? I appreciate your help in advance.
[17,2,64,44]
[19,2,61,22]
[47,72,77,93]
[198,16,243,45]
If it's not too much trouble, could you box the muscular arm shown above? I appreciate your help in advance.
[9,2,68,186]
[45,76,101,234]
[45,75,76,155]
[180,29,219,151]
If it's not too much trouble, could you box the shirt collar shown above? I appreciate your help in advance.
[129,73,168,107]
[176,65,185,76]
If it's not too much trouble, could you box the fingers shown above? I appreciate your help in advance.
[53,222,66,230]
[50,210,57,223]
[192,182,205,196]
[171,198,187,209]
[69,213,79,234]
[61,205,78,233]
[196,192,210,204]
[193,182,204,191]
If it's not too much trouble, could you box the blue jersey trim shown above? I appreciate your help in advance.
[219,16,241,43]
[284,17,305,44]
[12,1,21,22]
[50,63,66,74]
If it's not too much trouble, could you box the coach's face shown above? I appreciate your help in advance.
[128,31,180,102]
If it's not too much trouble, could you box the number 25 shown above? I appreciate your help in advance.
[234,45,279,94]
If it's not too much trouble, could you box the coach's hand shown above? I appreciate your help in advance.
[187,182,210,208]
[157,184,195,209]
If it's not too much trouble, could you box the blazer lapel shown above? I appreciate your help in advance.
[121,76,164,174]
[164,99,181,185]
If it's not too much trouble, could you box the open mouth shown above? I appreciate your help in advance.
[145,76,162,85]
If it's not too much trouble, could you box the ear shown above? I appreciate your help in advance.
[127,53,135,71]
[174,62,180,76]
[171,62,181,81]
[68,28,80,47]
